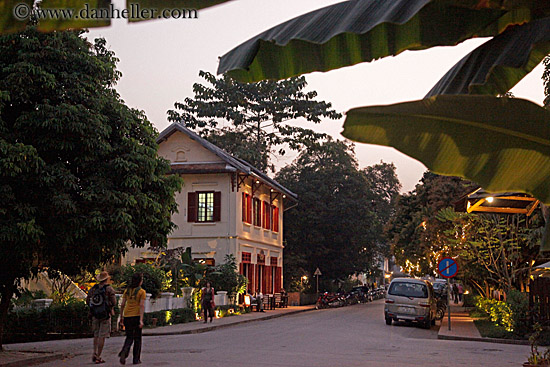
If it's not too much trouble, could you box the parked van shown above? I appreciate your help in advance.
[384,278,436,329]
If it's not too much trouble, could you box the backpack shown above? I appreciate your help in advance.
[89,284,110,320]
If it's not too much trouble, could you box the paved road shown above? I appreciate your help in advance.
[8,300,529,367]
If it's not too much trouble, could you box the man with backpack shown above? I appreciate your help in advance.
[87,271,117,364]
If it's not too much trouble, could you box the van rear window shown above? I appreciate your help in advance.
[388,282,428,298]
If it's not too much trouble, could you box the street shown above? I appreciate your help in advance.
[8,300,529,367]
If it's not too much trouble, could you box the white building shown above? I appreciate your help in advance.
[126,123,297,294]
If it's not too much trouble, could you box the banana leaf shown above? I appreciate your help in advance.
[218,0,547,83]
[342,95,550,205]
[426,17,550,97]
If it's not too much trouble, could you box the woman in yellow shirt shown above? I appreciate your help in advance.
[118,273,146,365]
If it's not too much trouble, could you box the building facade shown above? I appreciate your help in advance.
[126,123,296,294]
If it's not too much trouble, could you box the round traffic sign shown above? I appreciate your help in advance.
[437,257,458,278]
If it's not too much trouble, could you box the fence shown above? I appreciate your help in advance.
[529,277,550,323]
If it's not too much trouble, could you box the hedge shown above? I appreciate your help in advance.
[143,308,195,327]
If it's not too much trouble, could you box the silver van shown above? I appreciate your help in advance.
[384,278,436,329]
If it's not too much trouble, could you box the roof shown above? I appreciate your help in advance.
[157,123,298,201]
[454,188,540,216]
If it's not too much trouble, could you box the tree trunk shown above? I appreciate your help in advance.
[0,281,15,351]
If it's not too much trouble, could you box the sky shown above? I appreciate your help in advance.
[86,0,547,193]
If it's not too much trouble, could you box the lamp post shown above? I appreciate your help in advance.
[301,275,308,291]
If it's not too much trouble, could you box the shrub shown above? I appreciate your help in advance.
[463,293,476,307]
[475,296,512,332]
[4,299,93,343]
[507,290,530,336]
[208,255,248,297]
[143,308,195,327]
[115,263,168,298]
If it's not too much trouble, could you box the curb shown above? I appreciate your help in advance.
[0,352,66,367]
[437,334,529,345]
[143,307,316,337]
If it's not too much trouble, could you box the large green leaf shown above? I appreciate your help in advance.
[426,17,550,97]
[218,0,548,82]
[342,95,550,204]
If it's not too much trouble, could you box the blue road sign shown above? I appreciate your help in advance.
[437,257,458,278]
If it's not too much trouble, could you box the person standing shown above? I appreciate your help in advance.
[87,271,117,364]
[255,288,265,312]
[452,283,459,304]
[119,273,146,365]
[201,281,215,323]
[457,283,464,303]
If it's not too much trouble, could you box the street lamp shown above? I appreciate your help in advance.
[301,275,308,290]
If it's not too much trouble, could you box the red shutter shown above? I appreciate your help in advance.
[249,264,255,292]
[275,267,282,293]
[239,263,243,275]
[242,193,246,222]
[273,207,279,232]
[247,195,252,223]
[262,201,265,228]
[213,191,221,222]
[266,266,272,294]
[262,266,267,294]
[267,203,271,230]
[187,192,197,222]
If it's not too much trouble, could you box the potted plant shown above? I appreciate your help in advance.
[525,323,550,366]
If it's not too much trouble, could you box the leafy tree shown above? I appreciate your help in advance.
[115,264,169,299]
[167,71,341,172]
[386,172,475,276]
[436,208,543,294]
[363,162,401,257]
[208,255,248,298]
[275,139,388,287]
[0,28,181,349]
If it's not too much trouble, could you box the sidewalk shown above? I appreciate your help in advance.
[437,306,528,345]
[0,305,315,367]
[144,305,315,336]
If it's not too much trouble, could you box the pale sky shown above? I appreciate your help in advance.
[87,0,546,193]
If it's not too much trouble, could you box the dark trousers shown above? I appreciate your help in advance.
[202,301,214,321]
[120,316,142,363]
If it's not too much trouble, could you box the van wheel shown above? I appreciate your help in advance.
[422,318,431,329]
[385,317,392,325]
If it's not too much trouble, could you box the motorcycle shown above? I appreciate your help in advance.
[315,292,344,309]
[435,290,447,320]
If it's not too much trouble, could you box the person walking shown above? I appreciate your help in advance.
[118,273,146,365]
[201,281,215,323]
[87,271,117,364]
[452,283,459,304]
[457,283,464,303]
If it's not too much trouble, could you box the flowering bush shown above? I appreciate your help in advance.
[475,296,513,332]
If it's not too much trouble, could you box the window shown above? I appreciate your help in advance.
[187,191,221,223]
[272,206,279,232]
[262,201,272,230]
[198,192,214,222]
[253,198,261,226]
[388,282,428,299]
[242,193,252,224]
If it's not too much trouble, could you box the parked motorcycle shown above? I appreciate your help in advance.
[315,292,344,309]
